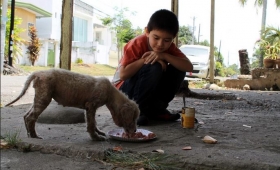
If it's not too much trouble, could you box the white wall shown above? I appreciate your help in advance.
[95,43,110,64]
[18,40,47,66]
[18,0,114,66]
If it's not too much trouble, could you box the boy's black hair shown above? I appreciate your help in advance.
[147,9,179,37]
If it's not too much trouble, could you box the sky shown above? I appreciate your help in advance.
[83,0,280,66]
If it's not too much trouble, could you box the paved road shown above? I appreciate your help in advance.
[1,74,280,170]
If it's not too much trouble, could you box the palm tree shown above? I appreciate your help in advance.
[238,0,280,8]
[262,26,280,45]
[238,0,280,66]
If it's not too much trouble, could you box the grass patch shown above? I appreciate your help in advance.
[18,65,53,72]
[189,80,208,89]
[2,129,22,148]
[104,149,185,170]
[18,63,116,76]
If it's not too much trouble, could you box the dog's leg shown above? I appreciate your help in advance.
[24,90,52,139]
[85,107,106,141]
[23,104,34,137]
[95,127,106,136]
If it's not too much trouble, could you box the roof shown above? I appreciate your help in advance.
[8,0,52,18]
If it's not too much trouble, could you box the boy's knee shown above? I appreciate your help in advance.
[142,63,163,75]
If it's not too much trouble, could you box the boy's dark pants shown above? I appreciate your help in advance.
[120,63,185,117]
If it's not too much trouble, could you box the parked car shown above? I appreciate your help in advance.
[179,45,212,79]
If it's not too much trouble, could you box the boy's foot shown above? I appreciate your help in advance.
[156,109,181,121]
[137,115,149,126]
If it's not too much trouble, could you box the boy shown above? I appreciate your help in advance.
[112,9,193,125]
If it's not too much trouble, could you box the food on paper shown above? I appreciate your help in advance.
[107,129,157,142]
[119,132,156,139]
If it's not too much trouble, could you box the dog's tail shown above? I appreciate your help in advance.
[5,73,37,107]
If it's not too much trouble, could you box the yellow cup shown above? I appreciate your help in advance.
[181,107,195,128]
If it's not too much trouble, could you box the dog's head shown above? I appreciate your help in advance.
[114,101,140,134]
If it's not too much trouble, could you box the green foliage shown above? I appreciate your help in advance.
[101,7,136,49]
[189,80,208,89]
[5,9,25,63]
[100,17,113,26]
[262,26,280,45]
[215,61,225,77]
[256,39,280,60]
[251,48,262,69]
[75,58,83,64]
[26,26,42,66]
[252,26,280,67]
[134,26,144,37]
[224,64,240,76]
[198,40,210,46]
[118,19,135,43]
[178,25,193,46]
[3,129,22,148]
[238,0,280,8]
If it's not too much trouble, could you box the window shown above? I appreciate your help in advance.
[73,17,88,42]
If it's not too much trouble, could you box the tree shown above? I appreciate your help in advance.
[238,0,280,67]
[251,48,262,69]
[238,0,280,8]
[134,26,143,37]
[100,7,135,62]
[26,26,41,66]
[261,26,280,45]
[224,64,240,76]
[4,9,25,64]
[178,25,193,46]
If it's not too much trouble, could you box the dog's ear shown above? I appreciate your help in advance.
[120,102,140,122]
[119,103,135,122]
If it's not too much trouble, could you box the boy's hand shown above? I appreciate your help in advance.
[142,51,165,64]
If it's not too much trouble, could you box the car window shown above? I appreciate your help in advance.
[180,47,208,56]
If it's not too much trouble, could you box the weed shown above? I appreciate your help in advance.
[75,58,83,64]
[189,80,208,89]
[103,149,185,170]
[3,129,22,148]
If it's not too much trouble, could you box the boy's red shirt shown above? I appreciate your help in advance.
[112,34,186,89]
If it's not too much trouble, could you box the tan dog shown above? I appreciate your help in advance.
[5,69,139,141]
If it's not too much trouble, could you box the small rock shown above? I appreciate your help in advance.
[204,83,221,90]
[243,84,250,90]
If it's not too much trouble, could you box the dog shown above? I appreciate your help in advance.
[5,69,140,141]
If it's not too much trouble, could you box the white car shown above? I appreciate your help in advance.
[179,45,212,79]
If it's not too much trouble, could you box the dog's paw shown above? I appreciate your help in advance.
[95,135,107,141]
[96,130,106,136]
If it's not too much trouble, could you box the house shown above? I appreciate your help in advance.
[8,0,114,67]
[4,0,51,65]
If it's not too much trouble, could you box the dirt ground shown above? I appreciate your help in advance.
[1,75,280,170]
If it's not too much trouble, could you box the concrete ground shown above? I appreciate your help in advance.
[1,74,280,170]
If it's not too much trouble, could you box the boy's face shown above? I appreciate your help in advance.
[145,28,175,53]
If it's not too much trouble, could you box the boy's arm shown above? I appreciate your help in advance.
[143,51,193,72]
[119,58,145,81]
[162,53,193,72]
